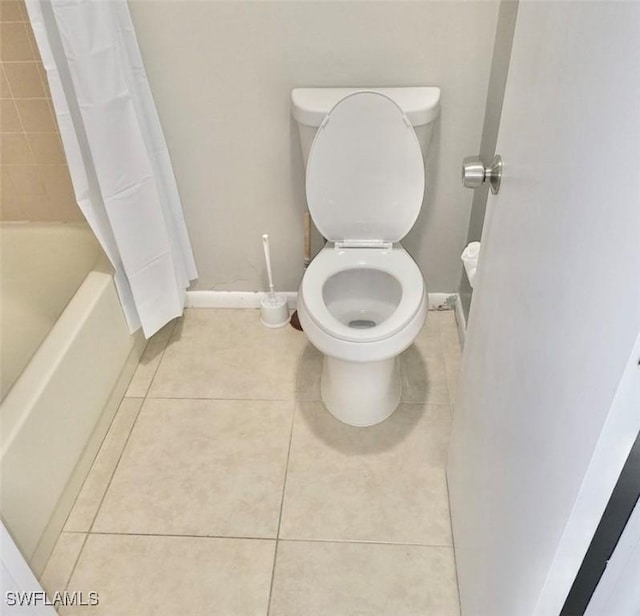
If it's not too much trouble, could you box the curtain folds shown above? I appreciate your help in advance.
[26,0,198,337]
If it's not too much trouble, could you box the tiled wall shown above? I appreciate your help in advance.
[0,0,82,222]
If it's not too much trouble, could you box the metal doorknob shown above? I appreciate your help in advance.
[462,155,502,194]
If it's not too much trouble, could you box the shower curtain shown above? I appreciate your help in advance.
[25,0,198,337]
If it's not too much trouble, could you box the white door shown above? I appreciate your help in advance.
[447,3,640,615]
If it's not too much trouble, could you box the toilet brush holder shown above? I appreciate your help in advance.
[260,293,290,328]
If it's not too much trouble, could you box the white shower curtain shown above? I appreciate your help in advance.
[25,0,198,338]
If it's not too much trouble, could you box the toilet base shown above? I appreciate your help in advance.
[321,355,401,427]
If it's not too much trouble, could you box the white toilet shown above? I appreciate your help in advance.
[292,87,441,427]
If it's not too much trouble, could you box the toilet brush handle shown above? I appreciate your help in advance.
[262,234,275,293]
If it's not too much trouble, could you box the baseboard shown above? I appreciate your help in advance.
[186,290,459,312]
[454,294,467,348]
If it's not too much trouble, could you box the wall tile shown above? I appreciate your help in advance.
[40,164,76,207]
[5,164,48,216]
[0,166,25,219]
[0,66,12,97]
[1,133,33,163]
[0,23,35,61]
[0,98,22,131]
[0,1,27,23]
[36,64,51,97]
[0,16,79,223]
[27,132,66,164]
[15,98,57,131]
[3,61,45,97]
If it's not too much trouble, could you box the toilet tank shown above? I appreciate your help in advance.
[291,87,441,166]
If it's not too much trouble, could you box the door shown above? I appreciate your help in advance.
[447,3,640,615]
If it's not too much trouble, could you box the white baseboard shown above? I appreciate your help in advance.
[186,290,458,312]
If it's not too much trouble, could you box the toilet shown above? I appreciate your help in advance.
[292,87,441,427]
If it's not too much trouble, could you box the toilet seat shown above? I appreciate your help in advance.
[301,246,424,343]
[306,91,425,244]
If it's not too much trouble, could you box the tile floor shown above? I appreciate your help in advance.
[41,308,463,615]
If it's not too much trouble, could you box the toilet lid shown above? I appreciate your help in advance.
[306,91,425,243]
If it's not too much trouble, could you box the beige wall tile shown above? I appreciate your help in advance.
[0,66,12,97]
[36,63,51,97]
[1,132,33,163]
[27,132,66,163]
[4,164,80,222]
[6,164,50,219]
[57,193,84,222]
[0,98,22,131]
[3,61,45,97]
[15,98,56,131]
[39,164,75,204]
[0,1,27,23]
[0,23,35,61]
[24,21,41,61]
[0,166,25,219]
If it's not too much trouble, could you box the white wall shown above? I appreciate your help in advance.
[129,0,499,293]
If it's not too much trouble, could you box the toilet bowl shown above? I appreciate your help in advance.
[297,244,427,426]
[292,88,440,426]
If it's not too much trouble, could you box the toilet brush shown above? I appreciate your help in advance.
[260,234,290,328]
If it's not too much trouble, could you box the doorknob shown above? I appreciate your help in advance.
[462,155,502,194]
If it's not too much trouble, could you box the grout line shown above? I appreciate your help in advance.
[266,399,298,615]
[84,401,145,535]
[88,531,276,542]
[64,396,146,587]
[83,530,453,550]
[61,323,177,587]
[144,394,301,402]
[267,537,455,549]
[62,532,90,594]
[138,318,178,399]
[445,473,464,616]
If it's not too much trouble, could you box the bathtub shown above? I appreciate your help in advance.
[0,223,144,576]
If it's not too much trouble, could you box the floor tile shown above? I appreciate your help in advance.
[269,540,459,616]
[63,534,274,615]
[444,354,462,411]
[125,319,176,397]
[280,401,452,545]
[400,344,450,405]
[93,398,292,538]
[40,532,86,597]
[65,398,143,532]
[295,342,323,401]
[148,309,307,400]
[400,311,450,404]
[439,311,462,358]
